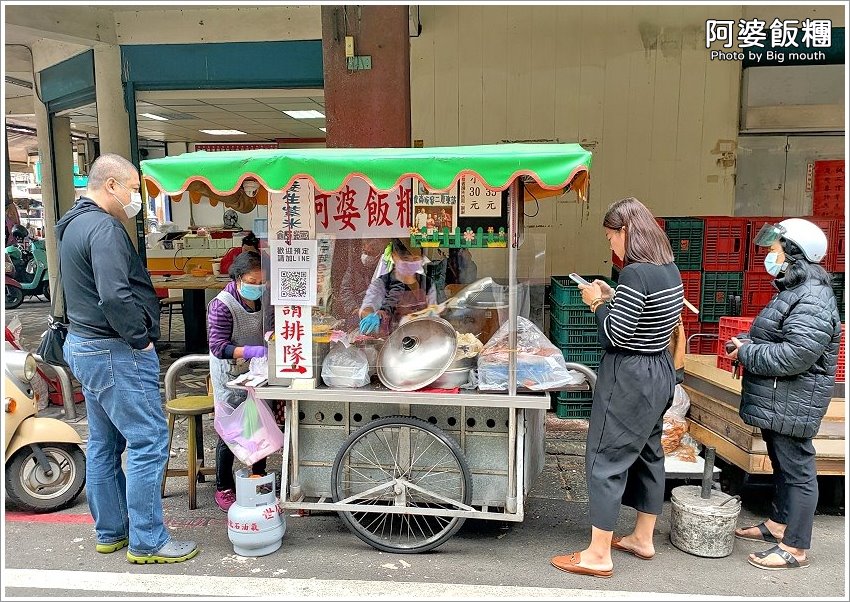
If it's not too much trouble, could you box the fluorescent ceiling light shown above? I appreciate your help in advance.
[283,110,325,119]
[141,113,169,121]
[199,129,247,135]
[319,127,327,132]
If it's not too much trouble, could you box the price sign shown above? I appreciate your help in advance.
[460,175,501,217]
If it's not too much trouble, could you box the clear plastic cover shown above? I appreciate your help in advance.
[752,222,785,247]
[262,188,574,394]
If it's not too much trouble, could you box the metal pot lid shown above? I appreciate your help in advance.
[377,317,458,391]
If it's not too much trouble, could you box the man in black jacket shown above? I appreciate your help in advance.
[58,153,198,564]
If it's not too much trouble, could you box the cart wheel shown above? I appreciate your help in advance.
[331,415,472,553]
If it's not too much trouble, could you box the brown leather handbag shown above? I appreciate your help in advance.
[669,317,686,384]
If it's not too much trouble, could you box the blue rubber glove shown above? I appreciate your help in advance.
[359,312,381,334]
[242,345,267,360]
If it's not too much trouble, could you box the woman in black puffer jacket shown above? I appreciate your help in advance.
[727,218,841,572]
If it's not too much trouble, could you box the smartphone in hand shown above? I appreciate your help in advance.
[568,273,591,287]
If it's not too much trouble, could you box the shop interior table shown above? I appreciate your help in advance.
[150,274,228,353]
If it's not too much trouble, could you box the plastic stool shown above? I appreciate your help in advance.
[162,395,216,510]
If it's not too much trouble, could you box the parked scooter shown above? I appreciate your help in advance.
[5,273,24,309]
[4,224,50,309]
[4,347,86,512]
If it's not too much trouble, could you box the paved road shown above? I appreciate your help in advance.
[4,454,847,599]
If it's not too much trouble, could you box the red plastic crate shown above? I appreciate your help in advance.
[715,322,845,379]
[685,322,718,354]
[746,217,839,271]
[805,217,838,272]
[746,217,775,272]
[681,271,701,324]
[742,271,777,315]
[703,217,748,271]
[717,316,756,363]
[716,356,735,372]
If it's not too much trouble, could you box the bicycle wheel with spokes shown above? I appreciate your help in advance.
[331,416,472,553]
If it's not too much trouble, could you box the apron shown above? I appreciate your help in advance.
[388,275,428,330]
[209,290,264,415]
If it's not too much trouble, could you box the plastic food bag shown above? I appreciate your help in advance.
[214,388,283,466]
[672,433,702,462]
[321,342,370,388]
[477,316,585,391]
[661,385,691,454]
[248,355,268,379]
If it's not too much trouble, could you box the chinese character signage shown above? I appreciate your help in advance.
[460,175,502,217]
[812,160,844,218]
[412,194,457,234]
[314,177,412,239]
[705,17,837,67]
[410,177,507,248]
[268,180,315,242]
[275,305,312,378]
[269,239,318,306]
[315,235,335,313]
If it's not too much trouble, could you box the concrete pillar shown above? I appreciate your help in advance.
[35,102,75,301]
[93,45,131,158]
[93,44,136,246]
[321,6,412,291]
[321,5,411,148]
[165,142,191,229]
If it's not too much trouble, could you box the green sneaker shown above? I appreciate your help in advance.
[96,538,129,554]
[126,540,198,564]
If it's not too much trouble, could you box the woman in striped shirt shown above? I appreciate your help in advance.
[551,197,684,578]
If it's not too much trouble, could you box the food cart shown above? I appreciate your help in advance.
[142,143,595,553]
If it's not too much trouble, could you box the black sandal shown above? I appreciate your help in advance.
[748,545,810,570]
[735,521,781,543]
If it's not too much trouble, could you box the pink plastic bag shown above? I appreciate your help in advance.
[214,387,283,465]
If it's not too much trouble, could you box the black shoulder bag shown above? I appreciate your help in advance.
[36,246,70,368]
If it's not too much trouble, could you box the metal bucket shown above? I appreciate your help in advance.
[670,485,741,558]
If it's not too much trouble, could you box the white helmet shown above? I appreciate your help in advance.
[754,218,828,263]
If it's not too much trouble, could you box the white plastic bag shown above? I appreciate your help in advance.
[321,342,370,388]
[662,385,691,454]
[477,316,585,390]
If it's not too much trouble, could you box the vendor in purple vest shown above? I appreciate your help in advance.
[207,251,268,512]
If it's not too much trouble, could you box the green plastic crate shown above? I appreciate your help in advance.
[556,398,593,419]
[699,271,744,323]
[550,274,616,307]
[556,389,594,403]
[832,272,845,321]
[557,343,602,367]
[549,326,599,348]
[664,218,704,270]
[549,303,597,328]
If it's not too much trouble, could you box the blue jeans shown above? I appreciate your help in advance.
[64,333,170,555]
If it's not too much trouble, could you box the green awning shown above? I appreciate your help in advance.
[141,143,592,201]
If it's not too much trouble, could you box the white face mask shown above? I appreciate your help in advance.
[113,180,143,219]
[123,192,143,219]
